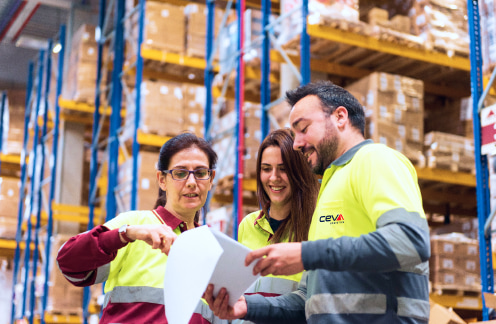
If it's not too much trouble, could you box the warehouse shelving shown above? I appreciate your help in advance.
[0,90,22,178]
[9,25,69,324]
[467,0,494,320]
[218,0,483,316]
[5,0,489,322]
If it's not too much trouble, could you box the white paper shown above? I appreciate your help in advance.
[164,226,223,324]
[163,226,260,324]
[209,229,260,306]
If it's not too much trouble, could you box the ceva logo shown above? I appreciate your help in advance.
[319,214,344,224]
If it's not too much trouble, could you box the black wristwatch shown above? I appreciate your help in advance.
[118,224,135,243]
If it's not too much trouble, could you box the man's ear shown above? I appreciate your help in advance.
[335,106,349,126]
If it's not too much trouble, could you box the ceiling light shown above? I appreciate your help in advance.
[15,35,48,50]
[52,43,62,53]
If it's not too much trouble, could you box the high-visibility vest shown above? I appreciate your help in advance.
[101,209,225,323]
[238,211,303,294]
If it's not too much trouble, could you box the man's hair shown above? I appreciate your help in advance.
[286,80,365,135]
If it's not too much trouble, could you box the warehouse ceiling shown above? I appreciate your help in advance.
[0,0,96,89]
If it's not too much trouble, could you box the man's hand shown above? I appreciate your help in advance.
[245,243,304,276]
[203,284,247,320]
[125,224,177,254]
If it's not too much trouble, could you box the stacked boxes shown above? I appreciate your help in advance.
[128,1,186,55]
[183,85,206,137]
[2,90,25,155]
[118,151,160,211]
[211,101,261,180]
[244,103,262,178]
[408,0,469,55]
[346,72,425,165]
[185,4,224,58]
[280,0,358,44]
[424,131,475,173]
[367,7,411,34]
[430,234,480,292]
[0,177,20,239]
[47,234,83,314]
[64,24,99,103]
[126,79,184,137]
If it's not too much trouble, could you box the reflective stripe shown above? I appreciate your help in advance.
[103,286,227,323]
[196,300,228,324]
[291,289,306,301]
[245,276,299,295]
[105,286,164,306]
[61,270,93,283]
[379,224,422,268]
[95,263,110,284]
[377,209,428,232]
[397,297,430,320]
[398,260,429,276]
[306,293,387,317]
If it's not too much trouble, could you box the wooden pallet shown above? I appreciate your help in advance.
[427,156,476,174]
[431,284,481,298]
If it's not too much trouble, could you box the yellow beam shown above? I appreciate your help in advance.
[270,51,469,97]
[52,203,103,225]
[141,47,208,70]
[58,98,124,117]
[137,130,172,147]
[243,178,257,192]
[429,293,482,310]
[0,239,35,258]
[140,46,278,83]
[0,153,21,164]
[415,166,476,187]
[484,76,496,97]
[41,313,82,324]
[307,24,470,71]
[212,86,265,103]
[271,50,370,80]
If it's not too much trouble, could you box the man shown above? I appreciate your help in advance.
[204,81,430,323]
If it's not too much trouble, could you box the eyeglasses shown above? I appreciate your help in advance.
[163,168,212,181]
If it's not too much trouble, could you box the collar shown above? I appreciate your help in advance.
[254,210,265,225]
[327,139,373,169]
[154,205,199,231]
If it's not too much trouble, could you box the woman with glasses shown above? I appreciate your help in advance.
[228,128,319,323]
[56,132,225,324]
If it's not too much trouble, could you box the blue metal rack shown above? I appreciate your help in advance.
[21,48,45,323]
[81,0,127,321]
[10,60,34,324]
[130,0,146,212]
[106,0,125,223]
[29,40,52,324]
[40,26,66,324]
[0,91,6,168]
[468,0,494,321]
[232,0,246,240]
[202,0,311,235]
[82,0,107,321]
[9,26,66,324]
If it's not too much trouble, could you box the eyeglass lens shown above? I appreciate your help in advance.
[172,169,210,180]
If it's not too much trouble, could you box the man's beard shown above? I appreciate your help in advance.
[311,125,338,175]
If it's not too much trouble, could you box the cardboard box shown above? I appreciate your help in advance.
[368,7,389,25]
[118,151,160,211]
[345,72,424,164]
[429,302,466,324]
[48,235,83,313]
